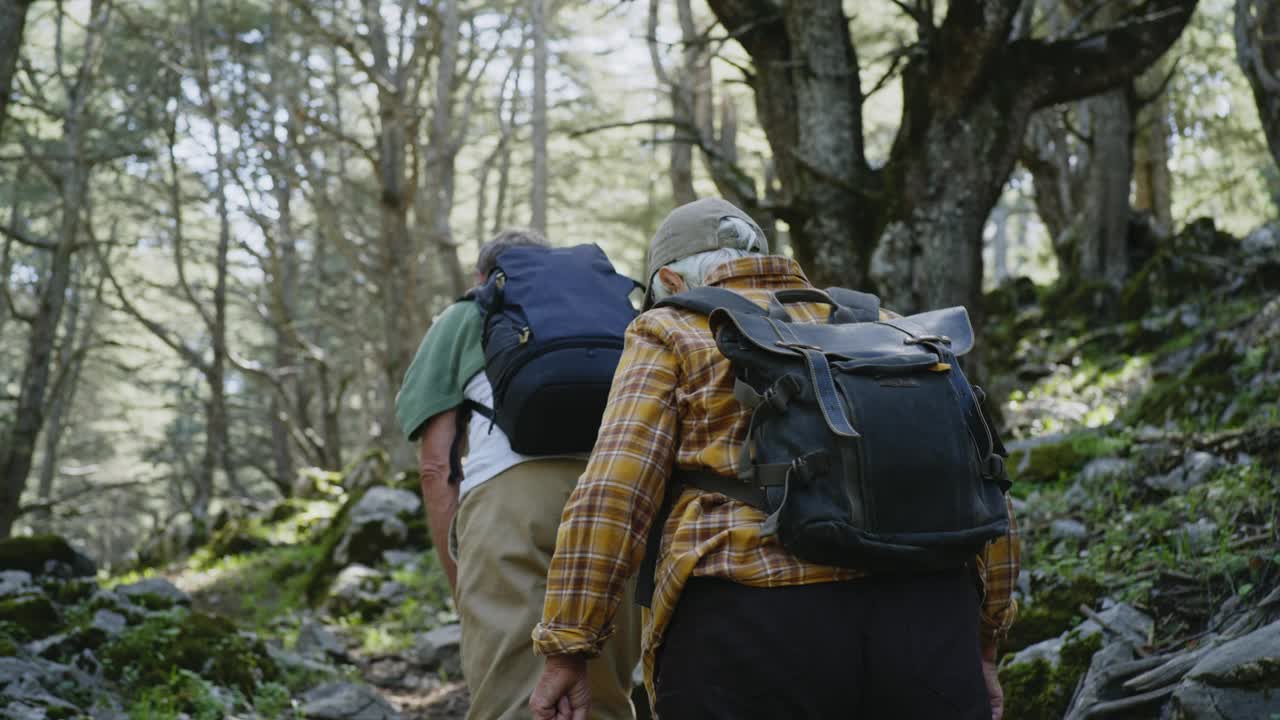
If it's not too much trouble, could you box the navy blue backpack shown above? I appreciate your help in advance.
[465,244,639,455]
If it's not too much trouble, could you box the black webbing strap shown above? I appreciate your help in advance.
[972,386,1012,492]
[824,287,881,322]
[653,286,767,318]
[448,399,496,485]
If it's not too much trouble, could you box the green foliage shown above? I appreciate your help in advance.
[1003,576,1104,654]
[1008,432,1128,486]
[334,554,454,654]
[126,669,229,720]
[0,593,62,639]
[101,609,278,698]
[0,620,24,654]
[252,681,299,718]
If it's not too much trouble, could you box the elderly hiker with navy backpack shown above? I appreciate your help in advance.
[396,228,641,720]
[529,198,1020,720]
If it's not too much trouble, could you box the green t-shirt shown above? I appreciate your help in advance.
[395,301,486,441]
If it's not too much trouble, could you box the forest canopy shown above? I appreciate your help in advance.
[1,0,1277,562]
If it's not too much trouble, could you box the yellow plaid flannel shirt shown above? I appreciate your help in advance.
[532,256,1019,699]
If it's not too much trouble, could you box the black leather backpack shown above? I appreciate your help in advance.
[637,286,1010,605]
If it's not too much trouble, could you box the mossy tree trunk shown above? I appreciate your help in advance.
[0,0,34,140]
[705,0,1196,315]
[1236,0,1280,175]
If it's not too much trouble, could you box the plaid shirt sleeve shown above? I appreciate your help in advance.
[977,495,1020,645]
[532,314,679,657]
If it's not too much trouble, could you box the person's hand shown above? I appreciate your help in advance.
[530,654,590,720]
[981,641,1003,720]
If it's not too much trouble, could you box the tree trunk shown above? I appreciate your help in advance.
[648,0,698,206]
[0,0,34,140]
[1076,89,1135,286]
[1237,0,1280,172]
[0,0,108,538]
[31,268,97,533]
[530,0,548,234]
[1133,64,1174,233]
[706,0,1196,315]
[421,0,466,299]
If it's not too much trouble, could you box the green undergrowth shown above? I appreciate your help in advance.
[333,557,455,655]
[1000,631,1104,720]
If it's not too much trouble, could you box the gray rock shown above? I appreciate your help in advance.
[0,658,47,687]
[1242,223,1279,255]
[326,565,385,617]
[296,620,349,661]
[1051,519,1089,541]
[1005,602,1153,672]
[1179,518,1219,551]
[381,551,420,569]
[1078,458,1135,486]
[0,571,33,598]
[1079,601,1153,648]
[334,488,422,567]
[1063,641,1141,720]
[1145,451,1227,493]
[114,577,190,608]
[411,624,462,675]
[90,610,127,637]
[1171,620,1280,719]
[299,682,401,720]
[1061,482,1090,511]
[267,646,339,680]
[85,589,147,622]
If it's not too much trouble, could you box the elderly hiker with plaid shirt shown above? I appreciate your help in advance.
[397,229,640,720]
[529,198,1020,720]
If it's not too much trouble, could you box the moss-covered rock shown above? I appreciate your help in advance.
[1003,575,1104,654]
[206,518,273,560]
[1007,432,1127,485]
[100,608,278,696]
[0,593,62,639]
[0,535,96,577]
[1001,631,1104,720]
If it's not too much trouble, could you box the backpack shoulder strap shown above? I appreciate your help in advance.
[652,286,766,317]
[824,287,880,322]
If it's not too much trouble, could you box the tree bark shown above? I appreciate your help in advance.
[530,0,548,234]
[1076,89,1136,286]
[1237,0,1280,172]
[0,0,109,538]
[706,0,1197,316]
[0,0,34,141]
[1133,63,1174,233]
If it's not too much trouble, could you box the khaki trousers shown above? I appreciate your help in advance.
[454,459,640,720]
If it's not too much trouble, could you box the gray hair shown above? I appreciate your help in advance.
[648,216,764,302]
[477,228,549,276]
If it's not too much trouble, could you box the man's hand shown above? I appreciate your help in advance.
[530,654,590,720]
[981,641,1003,720]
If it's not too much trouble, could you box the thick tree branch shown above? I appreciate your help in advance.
[1020,0,1198,109]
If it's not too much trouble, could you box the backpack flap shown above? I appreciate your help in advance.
[707,306,963,366]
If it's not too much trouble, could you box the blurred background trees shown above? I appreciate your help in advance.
[1,0,1276,562]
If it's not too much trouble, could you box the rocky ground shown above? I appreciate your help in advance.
[3,218,1278,719]
[988,219,1280,719]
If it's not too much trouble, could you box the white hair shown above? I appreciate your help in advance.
[649,216,764,302]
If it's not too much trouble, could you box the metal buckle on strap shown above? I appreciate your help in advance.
[775,340,823,352]
[904,335,952,346]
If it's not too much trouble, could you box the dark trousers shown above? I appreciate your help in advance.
[654,571,990,719]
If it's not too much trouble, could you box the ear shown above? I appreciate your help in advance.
[657,267,688,295]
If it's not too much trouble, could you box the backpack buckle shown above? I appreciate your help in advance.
[774,341,823,353]
[903,335,951,346]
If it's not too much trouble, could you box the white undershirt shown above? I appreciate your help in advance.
[458,372,530,498]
